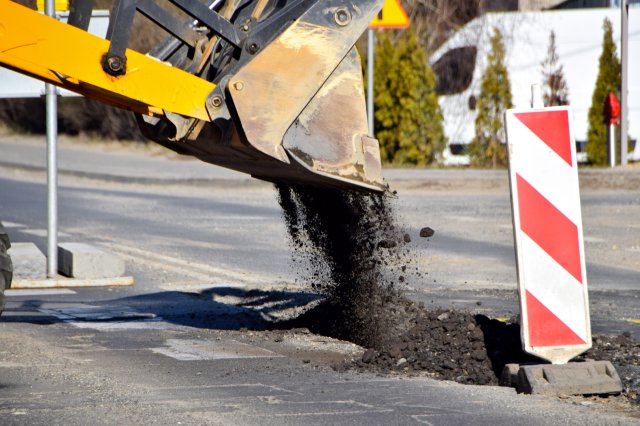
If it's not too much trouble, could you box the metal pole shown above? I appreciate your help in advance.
[367,28,375,137]
[620,0,629,165]
[531,84,544,108]
[45,0,58,278]
[608,124,616,167]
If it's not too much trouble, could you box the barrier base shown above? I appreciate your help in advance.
[501,361,623,395]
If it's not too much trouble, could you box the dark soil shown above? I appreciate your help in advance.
[275,184,639,410]
[296,296,639,410]
[584,333,640,406]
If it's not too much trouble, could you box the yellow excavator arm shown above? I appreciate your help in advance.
[0,0,386,192]
[0,0,214,119]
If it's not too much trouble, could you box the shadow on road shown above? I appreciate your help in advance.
[3,286,323,331]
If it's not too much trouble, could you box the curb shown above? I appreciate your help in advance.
[0,161,266,188]
[11,276,134,289]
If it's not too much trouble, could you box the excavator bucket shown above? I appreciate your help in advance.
[0,0,385,191]
[139,0,386,192]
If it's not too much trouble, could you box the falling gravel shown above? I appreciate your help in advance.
[275,183,410,348]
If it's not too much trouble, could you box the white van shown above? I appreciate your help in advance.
[430,8,639,165]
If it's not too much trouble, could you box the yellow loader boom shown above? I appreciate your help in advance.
[0,0,214,119]
[0,0,385,192]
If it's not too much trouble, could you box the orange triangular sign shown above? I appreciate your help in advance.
[369,0,410,29]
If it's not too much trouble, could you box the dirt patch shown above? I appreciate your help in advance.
[345,300,639,397]
[293,295,639,412]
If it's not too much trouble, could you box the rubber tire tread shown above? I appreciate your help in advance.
[0,222,13,316]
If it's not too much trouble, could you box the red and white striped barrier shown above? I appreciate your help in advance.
[505,106,591,364]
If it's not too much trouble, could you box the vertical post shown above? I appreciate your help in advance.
[45,0,58,278]
[608,124,616,167]
[620,0,628,165]
[367,28,375,137]
[531,84,544,109]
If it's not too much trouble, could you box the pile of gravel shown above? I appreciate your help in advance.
[345,296,639,399]
[351,304,531,385]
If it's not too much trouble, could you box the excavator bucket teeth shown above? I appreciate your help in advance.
[218,47,384,192]
[280,48,384,191]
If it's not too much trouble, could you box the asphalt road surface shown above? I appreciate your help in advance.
[0,139,638,425]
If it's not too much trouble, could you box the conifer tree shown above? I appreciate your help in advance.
[586,18,620,166]
[372,31,398,163]
[470,27,512,168]
[373,29,446,165]
[541,30,569,106]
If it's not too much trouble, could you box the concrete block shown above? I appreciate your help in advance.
[58,243,125,279]
[8,243,46,280]
[500,363,520,387]
[516,361,622,395]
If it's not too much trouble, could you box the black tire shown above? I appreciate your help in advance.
[0,222,12,316]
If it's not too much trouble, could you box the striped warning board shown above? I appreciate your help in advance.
[505,106,591,364]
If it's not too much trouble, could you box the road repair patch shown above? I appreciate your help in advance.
[151,338,283,361]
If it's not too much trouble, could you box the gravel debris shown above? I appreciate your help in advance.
[419,227,435,238]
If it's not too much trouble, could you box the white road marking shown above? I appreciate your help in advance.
[209,216,270,220]
[32,304,183,330]
[35,304,181,330]
[1,221,25,228]
[159,282,248,292]
[67,318,178,331]
[105,242,264,285]
[6,288,76,296]
[584,236,606,243]
[236,405,395,418]
[150,383,299,394]
[449,216,484,223]
[410,416,436,425]
[19,229,71,238]
[152,338,283,361]
[45,305,156,321]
